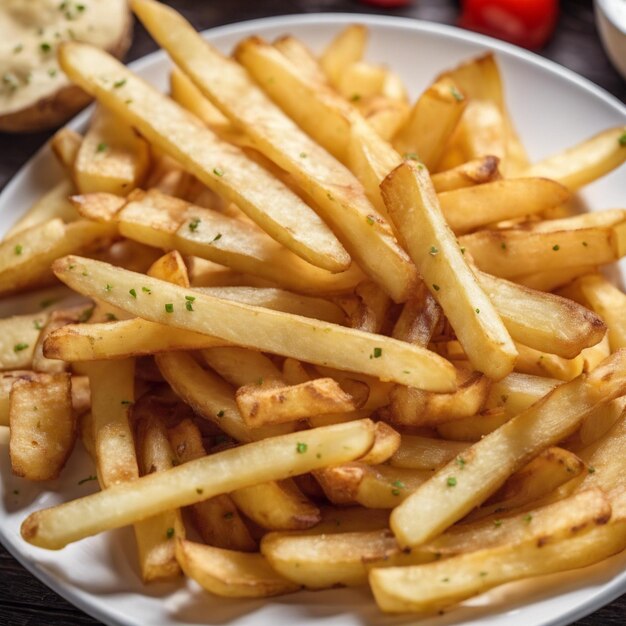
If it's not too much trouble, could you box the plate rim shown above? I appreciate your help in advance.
[1,11,625,626]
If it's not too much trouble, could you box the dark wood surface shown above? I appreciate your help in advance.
[0,1,624,624]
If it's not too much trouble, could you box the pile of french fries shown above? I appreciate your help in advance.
[1,0,626,616]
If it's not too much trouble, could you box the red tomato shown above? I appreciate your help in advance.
[460,0,559,49]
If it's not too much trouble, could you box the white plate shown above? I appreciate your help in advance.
[1,12,625,626]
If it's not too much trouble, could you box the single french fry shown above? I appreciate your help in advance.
[176,540,300,598]
[514,342,585,381]
[0,218,117,297]
[261,529,400,589]
[439,178,570,235]
[272,35,327,84]
[436,408,511,442]
[393,77,466,170]
[231,480,321,531]
[21,419,376,549]
[477,270,606,358]
[387,369,489,427]
[9,372,75,480]
[578,396,626,447]
[236,378,356,427]
[570,274,626,351]
[44,318,227,362]
[31,306,85,373]
[336,61,386,101]
[71,192,126,223]
[382,161,516,380]
[315,463,432,508]
[320,25,368,87]
[81,359,138,487]
[515,265,599,292]
[50,127,82,173]
[358,422,401,465]
[453,100,507,166]
[484,372,561,417]
[74,107,150,196]
[5,179,78,238]
[58,41,350,274]
[131,3,416,301]
[168,418,256,552]
[0,313,49,371]
[430,156,500,193]
[391,350,626,547]
[170,66,230,132]
[392,283,442,347]
[519,126,626,190]
[201,346,283,388]
[460,226,621,279]
[134,412,184,582]
[520,208,626,233]
[53,256,456,390]
[0,371,48,427]
[390,436,469,471]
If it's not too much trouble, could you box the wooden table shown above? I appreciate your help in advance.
[0,1,624,624]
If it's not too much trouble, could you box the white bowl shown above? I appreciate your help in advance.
[595,0,626,80]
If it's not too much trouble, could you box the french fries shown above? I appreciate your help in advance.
[21,419,376,549]
[1,7,625,620]
[53,256,456,390]
[391,350,626,547]
[9,372,75,480]
[176,540,300,598]
[167,418,256,552]
[371,489,618,613]
[132,0,417,302]
[382,161,516,380]
[58,42,351,275]
[74,107,151,195]
[519,126,626,190]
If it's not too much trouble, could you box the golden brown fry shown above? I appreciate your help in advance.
[236,377,356,427]
[261,529,400,589]
[231,480,321,531]
[391,350,626,547]
[9,372,75,480]
[58,41,350,274]
[50,127,82,173]
[477,270,606,358]
[439,178,570,235]
[176,540,300,598]
[519,126,626,190]
[393,77,466,169]
[460,226,621,279]
[21,419,376,549]
[315,463,432,508]
[82,359,138,487]
[54,256,456,390]
[390,436,469,471]
[320,25,368,87]
[74,107,150,196]
[134,412,184,582]
[382,161,516,380]
[430,156,500,193]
